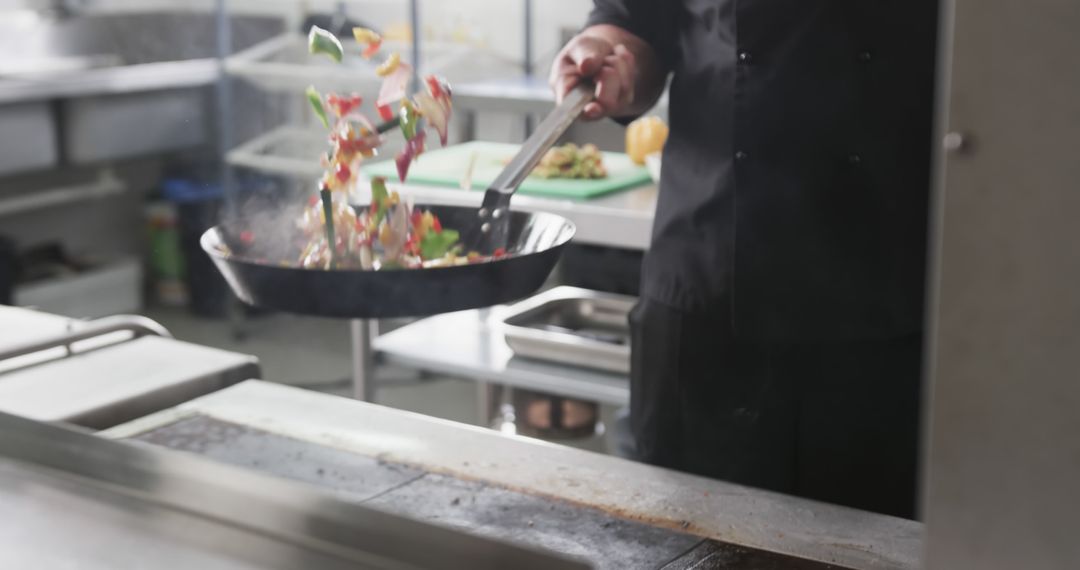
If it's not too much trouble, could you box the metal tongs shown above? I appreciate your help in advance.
[469,83,595,254]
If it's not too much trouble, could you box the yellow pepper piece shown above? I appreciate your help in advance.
[352,27,380,44]
[320,172,338,192]
[375,52,401,77]
[625,116,669,165]
[418,211,435,237]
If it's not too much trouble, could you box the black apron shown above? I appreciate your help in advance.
[629,298,922,518]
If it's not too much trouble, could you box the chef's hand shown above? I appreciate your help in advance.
[550,33,637,120]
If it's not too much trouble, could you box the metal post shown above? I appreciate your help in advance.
[214,0,234,217]
[475,382,494,426]
[351,319,377,401]
[475,307,494,425]
[522,0,535,137]
[409,0,421,93]
[215,0,249,341]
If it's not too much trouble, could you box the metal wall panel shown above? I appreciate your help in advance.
[924,0,1080,568]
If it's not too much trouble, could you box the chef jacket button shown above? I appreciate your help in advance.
[737,51,753,64]
[857,50,873,63]
[735,150,749,162]
[848,153,863,165]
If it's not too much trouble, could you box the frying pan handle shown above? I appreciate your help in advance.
[472,82,593,253]
[486,82,595,196]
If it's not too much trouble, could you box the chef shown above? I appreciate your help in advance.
[552,1,938,518]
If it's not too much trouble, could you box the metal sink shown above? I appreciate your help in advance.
[0,10,282,169]
[0,10,282,86]
[0,10,281,102]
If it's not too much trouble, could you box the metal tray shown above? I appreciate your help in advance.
[502,287,635,374]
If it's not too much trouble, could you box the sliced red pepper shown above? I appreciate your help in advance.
[394,130,426,182]
[425,75,444,100]
[493,247,506,258]
[362,39,382,59]
[405,234,420,255]
[334,162,351,183]
[377,103,394,122]
[431,214,442,233]
[326,92,362,117]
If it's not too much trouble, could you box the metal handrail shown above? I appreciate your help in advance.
[0,314,172,364]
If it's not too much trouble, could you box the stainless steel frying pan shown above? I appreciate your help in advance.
[201,85,593,319]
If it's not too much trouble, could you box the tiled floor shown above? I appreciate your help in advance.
[142,305,622,455]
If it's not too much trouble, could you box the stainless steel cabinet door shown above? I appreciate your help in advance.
[924,1,1080,568]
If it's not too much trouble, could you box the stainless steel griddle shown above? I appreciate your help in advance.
[99,381,924,570]
[0,409,586,570]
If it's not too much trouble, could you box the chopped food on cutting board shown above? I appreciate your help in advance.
[532,143,608,179]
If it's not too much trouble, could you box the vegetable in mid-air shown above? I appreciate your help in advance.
[294,27,469,270]
[308,25,343,62]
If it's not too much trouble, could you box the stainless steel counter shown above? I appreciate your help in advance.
[105,380,923,570]
[0,59,218,105]
[453,76,558,115]
[453,76,668,120]
[374,307,630,407]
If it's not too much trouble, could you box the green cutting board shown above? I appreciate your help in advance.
[361,141,651,200]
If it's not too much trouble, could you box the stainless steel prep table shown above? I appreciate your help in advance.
[347,179,654,402]
[373,306,630,409]
[105,380,922,570]
[0,306,259,429]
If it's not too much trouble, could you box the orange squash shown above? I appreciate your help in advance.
[625,116,669,165]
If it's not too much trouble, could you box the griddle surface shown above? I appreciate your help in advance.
[135,415,849,570]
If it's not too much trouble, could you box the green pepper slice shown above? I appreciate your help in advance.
[419,229,460,260]
[308,25,343,63]
[305,86,330,128]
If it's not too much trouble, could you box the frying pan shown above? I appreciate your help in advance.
[202,84,593,319]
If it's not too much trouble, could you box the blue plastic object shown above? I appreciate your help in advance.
[162,178,224,204]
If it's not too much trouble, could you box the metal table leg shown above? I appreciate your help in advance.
[351,319,377,402]
[473,308,494,425]
[476,381,494,426]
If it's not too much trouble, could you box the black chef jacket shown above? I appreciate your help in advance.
[589,1,939,340]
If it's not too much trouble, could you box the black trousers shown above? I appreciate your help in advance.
[629,299,923,519]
